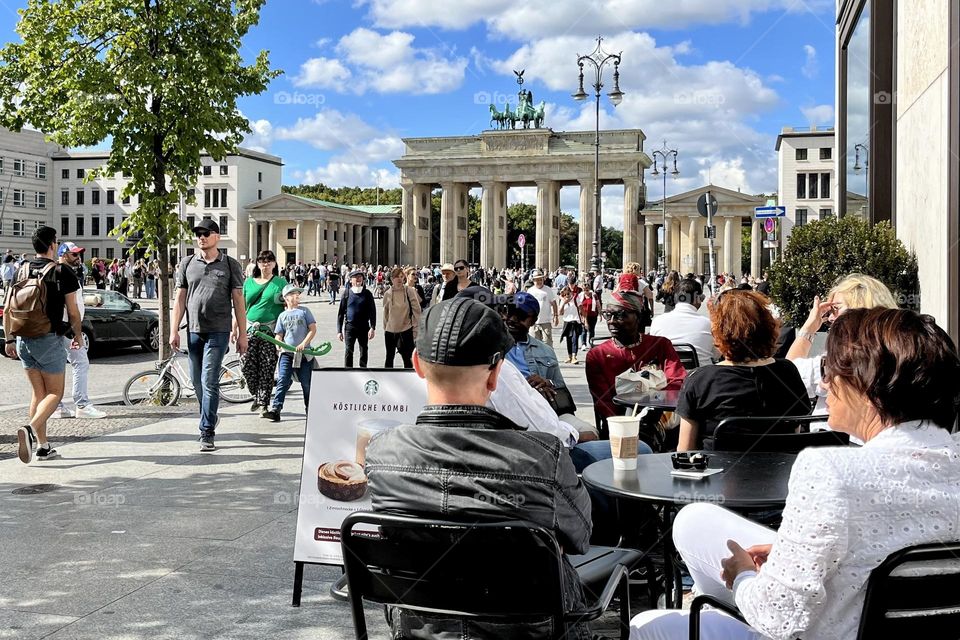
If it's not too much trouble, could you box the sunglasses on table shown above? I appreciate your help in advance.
[195,230,212,238]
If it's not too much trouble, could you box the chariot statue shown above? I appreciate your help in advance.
[487,69,547,130]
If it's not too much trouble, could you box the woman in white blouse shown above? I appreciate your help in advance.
[631,307,960,640]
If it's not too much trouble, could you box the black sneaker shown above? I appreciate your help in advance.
[16,425,36,464]
[200,437,216,452]
[250,401,261,413]
[262,409,280,422]
[35,445,60,461]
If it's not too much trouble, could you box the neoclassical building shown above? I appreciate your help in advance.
[649,185,768,276]
[393,128,652,275]
[246,193,400,266]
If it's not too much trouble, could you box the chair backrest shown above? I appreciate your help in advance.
[672,343,700,370]
[857,542,960,638]
[341,511,567,623]
[713,415,849,453]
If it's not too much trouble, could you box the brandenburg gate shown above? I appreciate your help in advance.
[393,128,653,274]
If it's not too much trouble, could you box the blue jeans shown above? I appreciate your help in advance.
[187,331,229,437]
[16,333,68,374]
[145,279,156,298]
[270,352,312,413]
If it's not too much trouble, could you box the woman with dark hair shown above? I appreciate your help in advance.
[656,270,680,312]
[676,289,810,451]
[632,308,960,640]
[235,250,287,414]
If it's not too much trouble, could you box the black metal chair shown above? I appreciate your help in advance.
[341,511,643,640]
[712,415,849,454]
[689,541,960,639]
[672,342,701,370]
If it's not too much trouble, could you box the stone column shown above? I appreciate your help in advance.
[353,224,363,264]
[549,183,560,273]
[313,221,321,263]
[687,217,699,273]
[412,184,431,266]
[577,178,596,276]
[400,184,415,266]
[535,180,553,270]
[480,182,496,268]
[494,184,508,268]
[387,225,397,265]
[644,223,657,273]
[295,221,303,265]
[663,211,673,271]
[751,219,762,277]
[439,182,456,265]
[622,177,641,267]
[363,225,373,265]
[335,222,345,265]
[267,221,276,256]
[723,217,735,274]
[248,221,256,258]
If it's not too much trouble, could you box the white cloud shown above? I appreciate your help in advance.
[274,110,378,151]
[292,57,352,89]
[361,0,831,38]
[291,163,401,189]
[242,118,274,153]
[801,44,818,79]
[800,103,834,126]
[292,27,468,95]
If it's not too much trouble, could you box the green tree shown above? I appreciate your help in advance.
[283,184,402,206]
[0,0,279,358]
[507,203,536,267]
[599,226,623,270]
[559,212,579,268]
[768,216,919,325]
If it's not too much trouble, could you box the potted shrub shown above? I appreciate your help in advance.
[768,216,919,326]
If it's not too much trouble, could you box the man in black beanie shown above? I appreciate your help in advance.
[364,297,593,640]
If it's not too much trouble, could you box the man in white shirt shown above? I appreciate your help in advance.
[649,278,718,367]
[526,269,558,346]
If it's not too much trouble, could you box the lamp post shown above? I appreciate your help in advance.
[573,36,623,275]
[853,143,869,216]
[650,141,679,271]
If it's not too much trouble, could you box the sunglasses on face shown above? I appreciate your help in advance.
[601,310,632,322]
[195,231,211,238]
[454,265,466,272]
[257,258,275,264]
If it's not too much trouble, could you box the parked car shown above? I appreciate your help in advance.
[0,289,159,353]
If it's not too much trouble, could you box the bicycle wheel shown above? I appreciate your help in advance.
[218,359,252,403]
[123,371,182,407]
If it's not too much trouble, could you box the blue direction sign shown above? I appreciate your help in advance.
[755,206,786,218]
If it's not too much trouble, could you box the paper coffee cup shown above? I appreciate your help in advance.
[607,415,641,470]
[355,418,401,466]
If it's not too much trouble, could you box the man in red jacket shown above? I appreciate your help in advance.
[586,290,686,422]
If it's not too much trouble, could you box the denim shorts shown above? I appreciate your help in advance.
[16,333,68,374]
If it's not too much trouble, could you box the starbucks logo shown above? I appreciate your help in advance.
[364,380,379,396]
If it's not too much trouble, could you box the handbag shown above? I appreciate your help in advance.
[615,364,668,397]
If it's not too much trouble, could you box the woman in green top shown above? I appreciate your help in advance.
[237,250,287,413]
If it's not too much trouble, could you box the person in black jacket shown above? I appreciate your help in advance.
[336,270,376,367]
[365,298,593,639]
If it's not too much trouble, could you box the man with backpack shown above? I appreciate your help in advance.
[3,226,83,464]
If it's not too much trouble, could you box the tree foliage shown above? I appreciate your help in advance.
[0,0,279,357]
[283,184,401,206]
[768,216,919,325]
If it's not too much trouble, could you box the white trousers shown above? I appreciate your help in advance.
[60,336,91,408]
[630,503,778,640]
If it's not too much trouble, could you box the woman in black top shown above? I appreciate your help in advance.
[676,290,810,450]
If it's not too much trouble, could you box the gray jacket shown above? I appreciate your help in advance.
[365,404,593,640]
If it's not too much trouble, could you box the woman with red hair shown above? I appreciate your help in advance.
[676,289,810,451]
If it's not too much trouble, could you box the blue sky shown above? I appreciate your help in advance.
[2,0,838,228]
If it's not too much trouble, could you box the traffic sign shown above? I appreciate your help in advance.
[517,233,526,248]
[755,206,786,218]
[763,218,776,233]
[703,225,716,239]
[697,193,719,218]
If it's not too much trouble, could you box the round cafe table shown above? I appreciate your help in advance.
[612,388,682,412]
[582,451,796,607]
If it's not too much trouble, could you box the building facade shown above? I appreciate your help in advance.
[0,126,282,262]
[775,126,837,247]
[836,0,959,341]
[0,127,62,253]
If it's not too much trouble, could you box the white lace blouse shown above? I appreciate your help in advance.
[733,421,960,640]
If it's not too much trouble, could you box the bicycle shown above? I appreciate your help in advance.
[122,349,252,407]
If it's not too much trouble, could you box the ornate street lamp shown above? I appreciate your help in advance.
[650,141,679,270]
[573,36,623,275]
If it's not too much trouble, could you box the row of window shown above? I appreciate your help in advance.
[796,147,832,161]
[0,188,46,209]
[0,218,43,236]
[59,187,230,208]
[797,172,832,200]
[0,157,47,180]
[59,214,230,238]
[59,165,242,180]
[794,208,834,227]
[185,215,230,236]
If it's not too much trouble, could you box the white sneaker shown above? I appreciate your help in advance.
[54,407,74,419]
[75,405,107,419]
